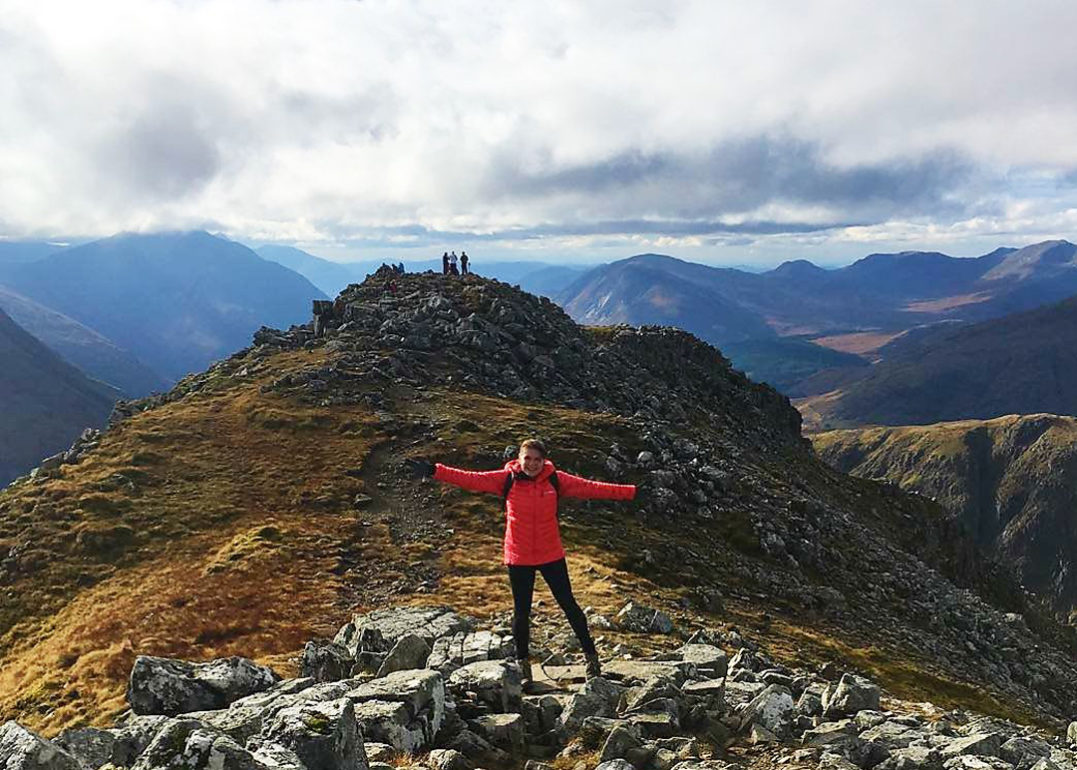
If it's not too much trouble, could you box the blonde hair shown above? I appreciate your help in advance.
[519,438,547,457]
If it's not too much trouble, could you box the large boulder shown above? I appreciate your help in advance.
[559,678,626,733]
[822,674,881,719]
[261,697,368,770]
[938,733,1003,761]
[300,639,354,683]
[469,713,525,754]
[739,684,795,740]
[447,660,523,715]
[334,607,472,656]
[677,645,728,678]
[427,631,514,674]
[346,669,446,752]
[376,635,432,677]
[54,726,118,770]
[127,655,280,715]
[0,721,82,770]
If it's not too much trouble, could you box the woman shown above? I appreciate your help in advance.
[406,439,636,683]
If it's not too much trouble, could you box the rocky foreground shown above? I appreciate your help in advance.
[4,605,1076,770]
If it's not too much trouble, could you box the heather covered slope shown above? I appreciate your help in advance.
[0,231,326,381]
[813,414,1077,618]
[2,270,1075,740]
[0,308,117,485]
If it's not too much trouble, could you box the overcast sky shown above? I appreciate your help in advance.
[3,0,1077,266]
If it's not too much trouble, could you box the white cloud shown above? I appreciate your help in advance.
[1,0,1077,263]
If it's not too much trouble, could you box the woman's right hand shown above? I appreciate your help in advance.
[404,458,436,478]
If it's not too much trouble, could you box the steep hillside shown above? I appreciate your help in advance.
[813,414,1077,618]
[2,270,1075,742]
[798,294,1077,428]
[0,286,168,397]
[1,231,326,381]
[0,308,117,485]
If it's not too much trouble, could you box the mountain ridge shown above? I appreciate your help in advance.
[3,269,1075,739]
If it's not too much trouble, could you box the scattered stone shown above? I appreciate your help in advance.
[0,721,82,770]
[127,655,279,716]
[616,602,674,634]
[821,674,881,719]
[376,634,432,677]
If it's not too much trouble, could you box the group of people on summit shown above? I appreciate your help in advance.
[441,250,470,275]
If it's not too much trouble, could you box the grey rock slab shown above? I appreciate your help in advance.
[940,734,1004,761]
[427,631,513,675]
[246,739,308,770]
[723,680,766,709]
[677,645,728,678]
[127,654,279,716]
[377,635,432,677]
[364,742,395,762]
[350,700,428,754]
[596,760,636,770]
[602,660,696,686]
[668,761,738,770]
[261,697,367,770]
[941,757,1015,770]
[599,724,643,763]
[821,674,881,719]
[875,745,944,770]
[428,748,472,770]
[1000,736,1052,768]
[1069,723,1077,746]
[335,607,472,655]
[679,679,725,711]
[54,726,117,770]
[615,602,674,634]
[301,639,354,683]
[447,660,522,713]
[0,721,82,770]
[130,718,263,770]
[558,678,627,732]
[740,684,795,739]
[469,713,524,753]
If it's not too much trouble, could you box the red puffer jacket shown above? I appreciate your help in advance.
[433,458,636,566]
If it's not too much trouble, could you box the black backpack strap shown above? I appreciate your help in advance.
[502,471,516,509]
[502,471,559,509]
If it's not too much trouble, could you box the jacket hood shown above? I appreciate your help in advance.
[505,458,556,481]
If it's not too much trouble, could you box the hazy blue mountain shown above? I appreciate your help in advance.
[0,286,168,396]
[557,254,775,346]
[0,241,66,264]
[256,245,363,297]
[0,308,117,485]
[3,231,327,381]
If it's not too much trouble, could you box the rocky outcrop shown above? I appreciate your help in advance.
[6,605,1077,770]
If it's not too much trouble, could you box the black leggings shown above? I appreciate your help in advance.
[507,557,596,658]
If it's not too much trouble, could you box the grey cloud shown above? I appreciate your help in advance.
[102,103,222,201]
[485,136,973,221]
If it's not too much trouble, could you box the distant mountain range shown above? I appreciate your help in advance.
[0,286,167,397]
[813,414,1077,617]
[0,231,326,382]
[0,307,116,485]
[556,240,1077,393]
[798,292,1077,429]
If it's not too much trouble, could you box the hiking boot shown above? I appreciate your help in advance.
[585,652,602,680]
[517,657,533,686]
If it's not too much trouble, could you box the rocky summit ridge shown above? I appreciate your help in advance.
[6,603,1077,770]
[2,268,1076,753]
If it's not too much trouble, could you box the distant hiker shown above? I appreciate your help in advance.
[405,438,636,685]
[397,262,405,274]
[449,251,459,275]
[460,251,469,275]
[442,252,450,275]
